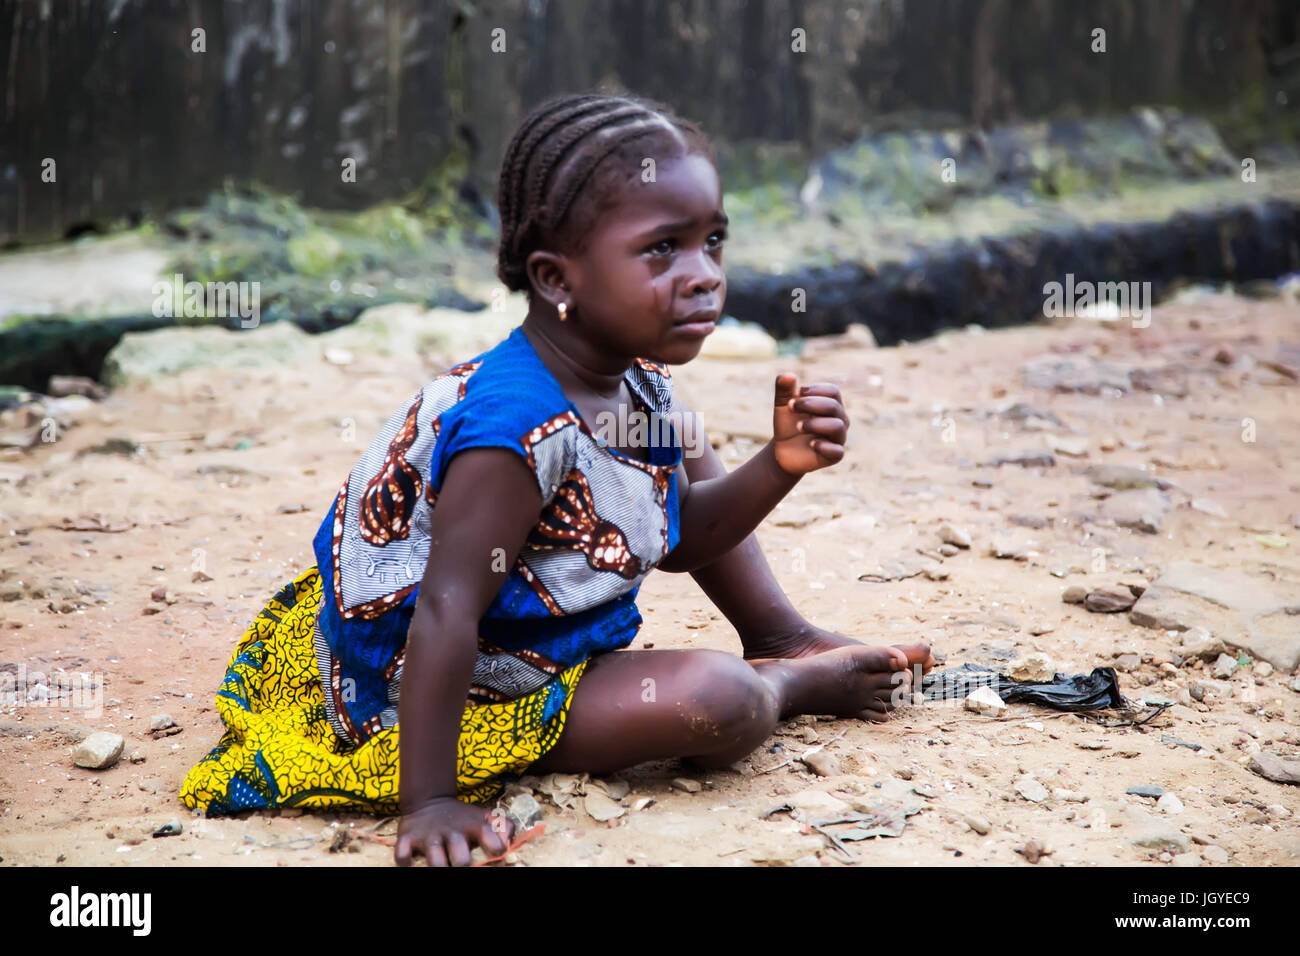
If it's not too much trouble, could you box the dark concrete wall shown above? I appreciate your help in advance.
[2,0,1296,245]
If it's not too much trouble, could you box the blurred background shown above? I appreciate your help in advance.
[2,0,1299,392]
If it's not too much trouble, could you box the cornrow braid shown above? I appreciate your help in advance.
[494,92,715,294]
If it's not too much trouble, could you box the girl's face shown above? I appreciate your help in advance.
[563,153,727,366]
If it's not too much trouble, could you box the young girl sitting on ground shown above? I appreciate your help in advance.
[180,92,933,866]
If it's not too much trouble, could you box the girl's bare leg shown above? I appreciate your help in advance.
[528,642,930,775]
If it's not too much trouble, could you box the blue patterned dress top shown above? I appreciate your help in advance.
[310,326,684,748]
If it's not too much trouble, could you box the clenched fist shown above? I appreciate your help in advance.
[772,374,849,475]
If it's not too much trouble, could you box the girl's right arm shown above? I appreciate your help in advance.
[394,446,545,867]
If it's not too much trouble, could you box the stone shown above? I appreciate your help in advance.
[1177,627,1226,660]
[1128,562,1300,671]
[149,714,174,732]
[1253,661,1274,678]
[802,751,841,777]
[1098,489,1171,534]
[1131,830,1191,853]
[127,750,146,764]
[964,814,991,835]
[1249,751,1300,785]
[1021,356,1134,394]
[1190,498,1228,518]
[583,791,626,822]
[590,778,631,801]
[72,731,124,770]
[984,450,1056,469]
[1014,776,1050,803]
[671,777,702,794]
[1046,434,1089,457]
[1008,653,1054,682]
[965,685,1006,715]
[698,322,779,361]
[1085,587,1136,613]
[1171,852,1202,867]
[1211,653,1238,680]
[938,543,960,557]
[1202,845,1230,864]
[1127,785,1165,798]
[104,321,316,386]
[1157,793,1184,814]
[1113,654,1141,672]
[1062,584,1088,604]
[938,523,971,548]
[1084,464,1160,490]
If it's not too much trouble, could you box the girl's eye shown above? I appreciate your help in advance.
[647,239,675,256]
[707,231,727,249]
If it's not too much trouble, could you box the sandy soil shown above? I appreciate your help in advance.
[1,292,1298,867]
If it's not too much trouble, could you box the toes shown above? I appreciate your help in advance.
[891,642,934,672]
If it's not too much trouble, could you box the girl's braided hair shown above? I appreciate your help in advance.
[495,92,716,294]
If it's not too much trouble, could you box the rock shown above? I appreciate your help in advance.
[504,793,543,830]
[630,797,655,812]
[802,751,841,777]
[104,321,316,386]
[1085,587,1137,613]
[858,552,941,582]
[1019,839,1050,864]
[1171,852,1202,867]
[1021,356,1134,394]
[938,523,971,548]
[1290,676,1300,693]
[1127,785,1165,798]
[1008,653,1054,682]
[1177,627,1226,660]
[1253,661,1274,678]
[999,402,1065,431]
[583,791,626,822]
[1084,464,1160,490]
[1014,776,1050,803]
[1255,533,1289,549]
[72,731,124,769]
[1157,793,1184,814]
[1027,623,1054,636]
[984,450,1056,469]
[48,375,108,400]
[964,814,991,835]
[149,714,174,731]
[1249,751,1300,785]
[923,566,949,581]
[1202,845,1230,864]
[1190,498,1228,518]
[1062,584,1088,604]
[1131,830,1191,853]
[965,685,1006,715]
[1211,653,1238,680]
[1053,789,1088,803]
[1008,513,1051,529]
[1113,654,1141,673]
[671,777,702,794]
[938,543,960,557]
[1045,434,1088,457]
[127,750,145,763]
[698,322,779,361]
[1098,489,1171,534]
[1129,562,1300,671]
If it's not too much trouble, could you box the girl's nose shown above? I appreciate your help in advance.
[680,248,723,295]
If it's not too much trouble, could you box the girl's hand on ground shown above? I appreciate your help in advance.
[394,796,513,867]
[772,374,849,475]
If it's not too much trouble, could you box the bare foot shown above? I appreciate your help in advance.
[754,643,924,723]
[743,627,936,678]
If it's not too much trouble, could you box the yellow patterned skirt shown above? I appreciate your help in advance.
[180,566,586,816]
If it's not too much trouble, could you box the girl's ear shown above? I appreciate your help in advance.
[524,250,571,308]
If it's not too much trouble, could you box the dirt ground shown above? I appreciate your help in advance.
[1,291,1298,867]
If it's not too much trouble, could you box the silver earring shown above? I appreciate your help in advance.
[557,302,568,322]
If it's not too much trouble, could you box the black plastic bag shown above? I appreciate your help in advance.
[920,662,1128,712]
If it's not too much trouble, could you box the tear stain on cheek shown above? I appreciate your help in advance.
[651,271,675,319]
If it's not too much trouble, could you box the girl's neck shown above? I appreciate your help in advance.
[521,311,631,400]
